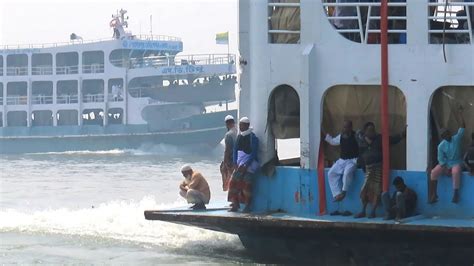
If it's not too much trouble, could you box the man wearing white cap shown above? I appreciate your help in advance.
[220,115,238,191]
[228,117,260,212]
[179,164,211,210]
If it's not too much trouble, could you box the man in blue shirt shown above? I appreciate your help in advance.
[429,109,466,203]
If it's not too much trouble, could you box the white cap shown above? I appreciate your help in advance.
[224,115,234,122]
[180,164,192,172]
[239,117,250,124]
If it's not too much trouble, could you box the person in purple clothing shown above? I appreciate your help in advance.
[429,108,466,204]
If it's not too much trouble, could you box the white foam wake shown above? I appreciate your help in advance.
[0,196,241,251]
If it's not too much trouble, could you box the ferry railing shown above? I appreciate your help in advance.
[129,87,149,98]
[82,64,105,74]
[32,66,53,75]
[0,97,3,105]
[322,2,407,44]
[107,94,124,102]
[6,66,28,76]
[112,54,236,69]
[56,65,79,75]
[32,95,54,105]
[0,67,3,76]
[57,95,79,104]
[6,96,28,105]
[428,2,473,44]
[1,34,182,50]
[267,1,301,44]
[82,94,104,103]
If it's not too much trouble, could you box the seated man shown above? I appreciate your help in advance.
[430,109,466,203]
[324,120,359,203]
[382,176,417,221]
[464,133,474,176]
[179,165,211,210]
[228,117,259,213]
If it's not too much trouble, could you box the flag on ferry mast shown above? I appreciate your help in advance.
[215,32,229,45]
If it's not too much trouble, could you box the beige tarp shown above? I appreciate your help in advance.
[430,86,474,168]
[270,0,301,44]
[322,85,407,170]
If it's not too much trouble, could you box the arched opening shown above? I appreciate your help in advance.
[322,85,407,170]
[268,84,300,165]
[32,110,53,127]
[429,86,474,170]
[57,110,78,126]
[108,108,123,125]
[7,111,27,127]
[82,109,104,126]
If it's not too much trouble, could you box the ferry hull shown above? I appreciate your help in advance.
[0,126,225,154]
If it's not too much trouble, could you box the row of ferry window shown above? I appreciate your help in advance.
[0,79,124,105]
[268,0,473,45]
[0,109,123,127]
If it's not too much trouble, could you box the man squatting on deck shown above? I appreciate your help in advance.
[381,176,417,221]
[228,117,260,213]
[324,120,359,216]
[430,108,466,203]
[220,115,238,191]
[179,165,211,210]
[355,122,406,218]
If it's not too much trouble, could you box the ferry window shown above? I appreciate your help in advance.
[268,85,300,166]
[109,49,131,67]
[32,81,53,105]
[56,52,79,75]
[0,56,3,76]
[322,85,407,170]
[6,82,28,105]
[0,83,3,105]
[82,80,104,103]
[429,86,474,169]
[83,51,105,73]
[108,78,124,102]
[57,80,79,104]
[32,53,53,75]
[57,110,78,126]
[268,0,301,44]
[82,109,104,126]
[0,112,3,127]
[6,54,28,76]
[428,0,473,44]
[31,110,53,127]
[322,0,407,44]
[108,108,123,125]
[7,111,27,127]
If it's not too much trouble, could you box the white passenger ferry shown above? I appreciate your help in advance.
[0,9,237,154]
[146,0,473,264]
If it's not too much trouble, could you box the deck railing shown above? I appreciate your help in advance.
[111,53,236,69]
[6,96,28,105]
[32,95,54,105]
[0,67,3,75]
[57,95,79,104]
[323,1,407,44]
[82,94,104,103]
[1,34,181,50]
[428,2,473,44]
[268,1,301,44]
[6,66,28,76]
[32,66,53,75]
[56,65,79,75]
[82,64,105,74]
[0,97,3,105]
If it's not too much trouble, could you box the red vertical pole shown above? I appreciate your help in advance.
[380,0,390,193]
[317,140,327,215]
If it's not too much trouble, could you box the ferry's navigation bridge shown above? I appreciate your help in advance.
[239,0,473,174]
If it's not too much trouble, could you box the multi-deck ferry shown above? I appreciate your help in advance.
[0,9,237,154]
[145,1,473,264]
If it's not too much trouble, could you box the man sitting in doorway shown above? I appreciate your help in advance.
[429,108,466,203]
[464,133,474,176]
[381,176,417,221]
[179,165,211,210]
[324,120,359,203]
[354,122,406,219]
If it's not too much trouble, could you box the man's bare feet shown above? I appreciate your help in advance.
[354,212,366,218]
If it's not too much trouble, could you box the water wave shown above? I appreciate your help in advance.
[0,196,242,252]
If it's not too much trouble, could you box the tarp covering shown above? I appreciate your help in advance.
[269,0,301,44]
[322,85,407,170]
[268,85,300,139]
[430,86,474,168]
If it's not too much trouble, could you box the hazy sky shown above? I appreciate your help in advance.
[0,0,238,55]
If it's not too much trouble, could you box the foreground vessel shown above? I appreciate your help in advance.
[146,1,474,264]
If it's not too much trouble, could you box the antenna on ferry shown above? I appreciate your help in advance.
[150,15,153,36]
[110,8,131,40]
